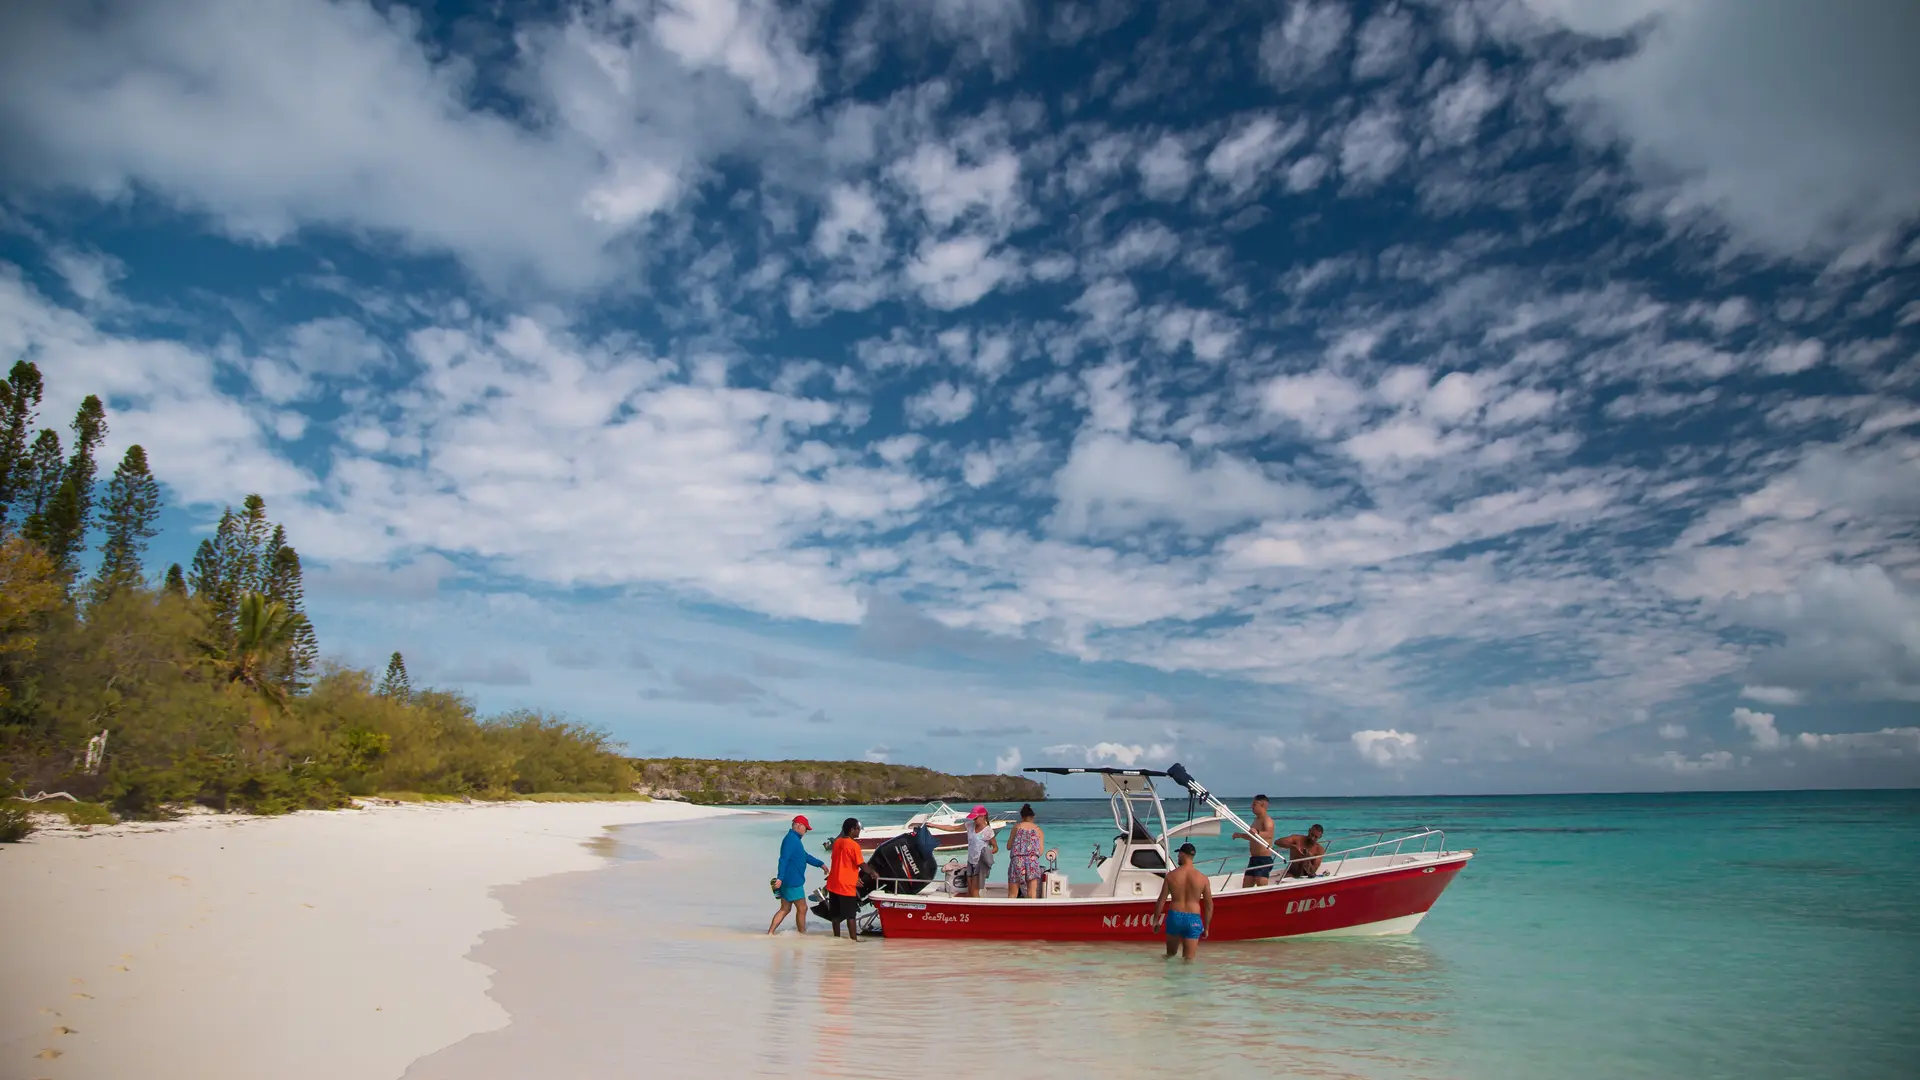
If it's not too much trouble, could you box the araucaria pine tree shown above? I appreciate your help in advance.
[163,562,187,595]
[93,444,162,599]
[263,532,318,694]
[378,652,411,700]
[0,360,46,530]
[30,396,109,582]
[16,428,64,540]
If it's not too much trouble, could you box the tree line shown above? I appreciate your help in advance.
[1,360,632,831]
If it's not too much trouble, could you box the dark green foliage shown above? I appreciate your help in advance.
[0,360,46,528]
[263,537,316,692]
[163,563,186,595]
[24,396,109,581]
[93,444,162,598]
[16,428,64,541]
[629,758,1047,805]
[378,651,410,700]
[189,498,318,697]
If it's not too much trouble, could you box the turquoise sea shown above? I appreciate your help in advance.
[405,790,1919,1079]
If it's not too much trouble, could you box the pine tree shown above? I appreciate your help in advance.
[231,494,271,595]
[163,563,187,595]
[378,652,411,700]
[17,428,64,543]
[92,444,162,598]
[188,510,242,652]
[35,396,109,581]
[264,538,317,694]
[0,361,44,529]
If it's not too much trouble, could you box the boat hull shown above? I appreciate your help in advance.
[872,854,1470,942]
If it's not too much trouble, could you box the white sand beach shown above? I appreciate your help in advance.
[0,799,741,1080]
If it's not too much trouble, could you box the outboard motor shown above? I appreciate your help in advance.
[863,824,938,898]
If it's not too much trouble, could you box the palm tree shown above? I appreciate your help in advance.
[202,592,308,710]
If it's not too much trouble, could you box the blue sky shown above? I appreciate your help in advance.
[1,0,1916,796]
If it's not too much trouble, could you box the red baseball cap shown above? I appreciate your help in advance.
[792,815,811,829]
[967,805,988,819]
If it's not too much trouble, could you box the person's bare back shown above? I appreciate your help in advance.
[1154,844,1214,960]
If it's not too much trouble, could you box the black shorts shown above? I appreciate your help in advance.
[827,891,860,922]
[1245,855,1275,876]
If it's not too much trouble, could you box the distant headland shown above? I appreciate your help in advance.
[630,758,1046,805]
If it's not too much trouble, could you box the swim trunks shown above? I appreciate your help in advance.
[778,883,807,902]
[1245,854,1275,876]
[1165,910,1204,940]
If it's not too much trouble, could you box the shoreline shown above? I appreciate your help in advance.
[0,798,747,1079]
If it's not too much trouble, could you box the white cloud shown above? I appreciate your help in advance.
[1644,749,1735,774]
[0,0,821,291]
[1136,134,1194,200]
[994,746,1022,774]
[1732,706,1785,750]
[1352,729,1420,767]
[1042,741,1155,767]
[1339,107,1408,186]
[1544,0,1920,257]
[648,0,819,116]
[1262,370,1368,437]
[1658,723,1687,739]
[892,143,1023,231]
[1052,433,1314,537]
[906,235,1017,309]
[1429,64,1505,146]
[1205,115,1304,196]
[864,744,892,763]
[904,381,979,427]
[1793,727,1920,756]
[1351,5,1418,81]
[1259,1,1351,88]
[1740,685,1804,706]
[813,183,887,257]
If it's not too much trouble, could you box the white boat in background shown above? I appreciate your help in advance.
[850,801,1008,852]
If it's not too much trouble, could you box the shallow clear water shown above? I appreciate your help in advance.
[405,791,1919,1079]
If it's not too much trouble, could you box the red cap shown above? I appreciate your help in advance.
[792,815,811,829]
[967,805,988,819]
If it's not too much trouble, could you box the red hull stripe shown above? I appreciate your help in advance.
[873,858,1469,941]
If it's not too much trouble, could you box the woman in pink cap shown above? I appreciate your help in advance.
[964,805,998,897]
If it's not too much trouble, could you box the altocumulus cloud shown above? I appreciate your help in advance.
[0,0,1915,794]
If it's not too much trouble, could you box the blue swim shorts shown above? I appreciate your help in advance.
[1165,910,1204,940]
[1245,855,1275,876]
[778,884,807,902]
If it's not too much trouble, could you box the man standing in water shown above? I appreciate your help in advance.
[1231,794,1277,887]
[768,815,824,935]
[1154,842,1214,961]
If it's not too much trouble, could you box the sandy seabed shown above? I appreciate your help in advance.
[0,799,742,1080]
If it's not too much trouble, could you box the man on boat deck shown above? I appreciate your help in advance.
[768,815,824,935]
[964,805,998,897]
[1231,794,1277,887]
[1155,842,1214,961]
[1279,824,1326,878]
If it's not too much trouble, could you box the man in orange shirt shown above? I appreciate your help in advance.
[826,817,871,941]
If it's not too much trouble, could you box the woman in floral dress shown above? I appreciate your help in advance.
[1006,803,1049,898]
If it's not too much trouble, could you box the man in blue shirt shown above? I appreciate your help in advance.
[768,815,826,934]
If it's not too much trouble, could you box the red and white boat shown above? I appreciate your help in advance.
[866,764,1473,942]
[851,802,1008,853]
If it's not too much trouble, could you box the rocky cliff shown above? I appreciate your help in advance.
[629,758,1046,805]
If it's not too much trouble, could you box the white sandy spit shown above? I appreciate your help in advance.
[0,799,743,1080]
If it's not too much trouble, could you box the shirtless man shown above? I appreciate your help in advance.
[1154,843,1214,961]
[1278,823,1326,878]
[1231,794,1277,887]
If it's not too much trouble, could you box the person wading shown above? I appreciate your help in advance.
[826,818,871,941]
[1154,842,1214,961]
[768,814,824,935]
[1231,794,1277,887]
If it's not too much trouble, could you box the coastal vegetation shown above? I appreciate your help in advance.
[631,758,1045,805]
[0,360,636,831]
